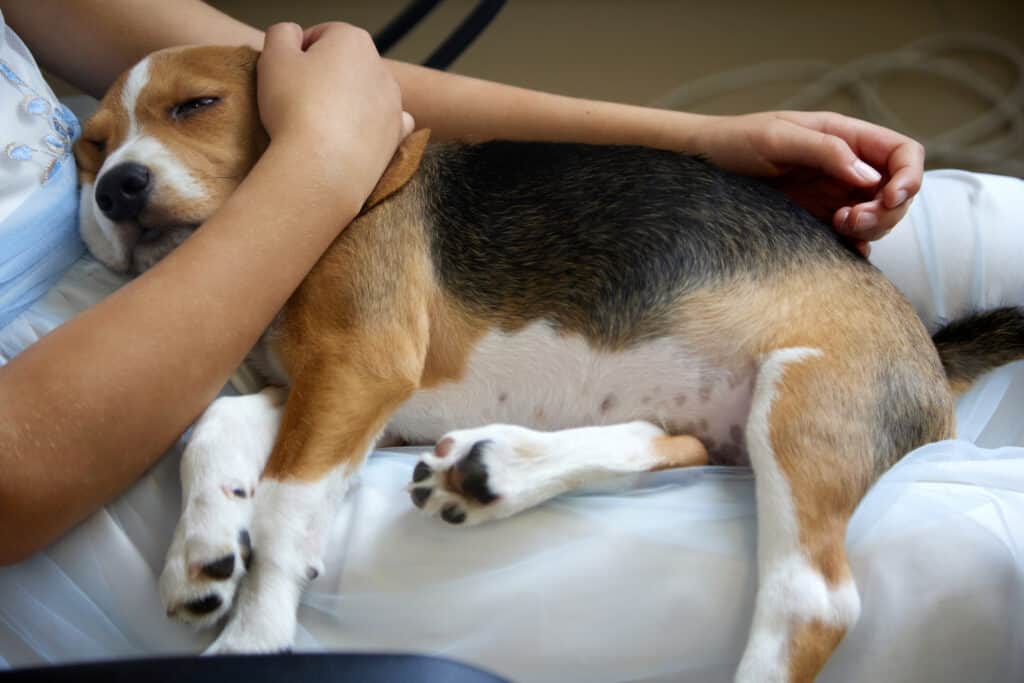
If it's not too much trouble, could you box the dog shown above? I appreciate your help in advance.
[74,45,1024,681]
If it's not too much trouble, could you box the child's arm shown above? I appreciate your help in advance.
[6,0,922,240]
[0,23,406,564]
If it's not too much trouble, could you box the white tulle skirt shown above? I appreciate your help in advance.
[1,171,1022,682]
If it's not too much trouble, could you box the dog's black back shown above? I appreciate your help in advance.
[422,141,861,347]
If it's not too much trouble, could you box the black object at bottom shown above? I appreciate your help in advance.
[0,653,510,683]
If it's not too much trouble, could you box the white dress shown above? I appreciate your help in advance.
[0,11,1022,681]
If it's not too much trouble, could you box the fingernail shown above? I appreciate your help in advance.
[852,160,882,184]
[889,188,908,208]
[837,207,851,229]
[854,212,877,232]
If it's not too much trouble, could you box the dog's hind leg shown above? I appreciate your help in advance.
[409,421,708,525]
[735,346,914,683]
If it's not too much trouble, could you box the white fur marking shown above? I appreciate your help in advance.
[412,421,686,524]
[78,181,137,272]
[121,58,150,138]
[159,388,285,628]
[102,135,207,201]
[209,466,353,653]
[391,321,754,457]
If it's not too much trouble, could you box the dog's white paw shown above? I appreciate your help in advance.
[159,491,254,628]
[408,424,572,525]
[204,604,295,655]
[159,389,284,628]
[408,421,707,526]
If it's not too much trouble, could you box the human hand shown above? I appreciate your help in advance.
[687,111,924,255]
[258,22,414,201]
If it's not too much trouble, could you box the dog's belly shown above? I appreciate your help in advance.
[389,321,755,464]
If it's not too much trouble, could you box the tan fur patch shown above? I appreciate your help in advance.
[421,295,489,389]
[650,435,708,470]
[665,263,956,677]
[260,175,491,482]
[788,619,847,683]
[261,190,433,481]
[74,86,128,183]
[139,47,265,225]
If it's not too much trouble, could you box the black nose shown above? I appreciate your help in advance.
[95,162,151,221]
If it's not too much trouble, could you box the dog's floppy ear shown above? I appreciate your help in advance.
[363,128,431,212]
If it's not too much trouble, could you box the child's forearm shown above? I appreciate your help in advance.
[387,59,709,148]
[0,140,364,565]
[2,0,261,98]
[7,0,709,151]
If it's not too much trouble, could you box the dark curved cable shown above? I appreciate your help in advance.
[373,0,443,56]
[422,0,506,71]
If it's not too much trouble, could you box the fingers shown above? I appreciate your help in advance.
[259,23,303,84]
[761,116,902,239]
[779,111,923,237]
[401,111,415,140]
[792,111,924,202]
[759,117,882,187]
[263,22,303,54]
[878,139,924,209]
[833,196,908,243]
[302,22,374,53]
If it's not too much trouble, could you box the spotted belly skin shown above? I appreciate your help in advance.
[388,322,754,465]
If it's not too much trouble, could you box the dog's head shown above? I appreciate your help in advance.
[74,45,266,273]
[77,45,430,275]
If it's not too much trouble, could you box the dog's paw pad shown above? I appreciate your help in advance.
[409,434,520,525]
[410,485,433,508]
[412,461,431,482]
[239,530,254,571]
[182,594,224,616]
[440,502,467,525]
[197,554,235,580]
[450,440,499,504]
[160,526,254,628]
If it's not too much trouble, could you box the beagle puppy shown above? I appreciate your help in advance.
[74,45,1024,681]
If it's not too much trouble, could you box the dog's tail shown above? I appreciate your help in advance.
[932,306,1024,395]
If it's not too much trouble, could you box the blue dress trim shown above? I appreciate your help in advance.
[0,157,84,329]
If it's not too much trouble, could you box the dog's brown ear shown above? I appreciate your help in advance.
[363,129,431,212]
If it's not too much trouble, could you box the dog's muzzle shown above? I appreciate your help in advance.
[95,162,152,221]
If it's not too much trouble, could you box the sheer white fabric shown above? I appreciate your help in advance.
[0,171,1021,681]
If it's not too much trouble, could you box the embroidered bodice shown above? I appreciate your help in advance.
[0,9,84,328]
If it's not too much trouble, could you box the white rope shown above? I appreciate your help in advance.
[651,33,1024,176]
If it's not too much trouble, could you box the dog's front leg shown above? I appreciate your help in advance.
[207,335,425,654]
[160,386,286,627]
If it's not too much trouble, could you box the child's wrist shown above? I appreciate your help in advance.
[257,138,367,223]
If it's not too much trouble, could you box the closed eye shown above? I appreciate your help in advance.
[169,96,221,120]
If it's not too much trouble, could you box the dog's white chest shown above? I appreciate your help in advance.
[389,322,754,462]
